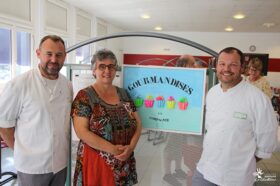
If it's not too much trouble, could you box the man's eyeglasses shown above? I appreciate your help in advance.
[97,64,117,71]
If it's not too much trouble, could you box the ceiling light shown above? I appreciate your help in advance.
[225,27,233,32]
[263,22,275,28]
[141,14,150,19]
[233,13,245,19]
[154,26,162,31]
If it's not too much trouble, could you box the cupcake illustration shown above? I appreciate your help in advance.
[166,96,176,109]
[156,96,165,108]
[144,95,154,108]
[134,96,144,107]
[178,97,188,110]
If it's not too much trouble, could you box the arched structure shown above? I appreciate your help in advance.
[66,32,218,57]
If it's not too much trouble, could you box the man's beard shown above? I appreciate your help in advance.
[44,62,62,76]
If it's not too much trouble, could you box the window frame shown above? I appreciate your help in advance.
[0,22,33,91]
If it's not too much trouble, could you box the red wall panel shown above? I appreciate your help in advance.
[124,54,280,72]
[268,58,280,72]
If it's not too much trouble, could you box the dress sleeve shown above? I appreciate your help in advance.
[125,90,136,112]
[261,77,272,99]
[71,89,92,118]
[118,87,136,112]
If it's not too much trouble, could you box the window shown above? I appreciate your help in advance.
[16,31,31,75]
[0,28,12,83]
[76,45,91,64]
[0,27,31,83]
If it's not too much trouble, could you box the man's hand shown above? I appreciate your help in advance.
[0,127,15,149]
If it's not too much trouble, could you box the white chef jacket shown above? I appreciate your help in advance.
[197,79,278,186]
[0,66,73,174]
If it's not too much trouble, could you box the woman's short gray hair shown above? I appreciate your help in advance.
[91,49,117,69]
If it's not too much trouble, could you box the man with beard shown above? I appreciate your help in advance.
[0,35,73,186]
[192,47,278,186]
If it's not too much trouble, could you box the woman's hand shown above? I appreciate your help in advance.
[114,111,142,161]
[114,145,133,161]
[111,144,125,156]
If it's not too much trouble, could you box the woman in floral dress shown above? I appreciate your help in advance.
[71,49,142,186]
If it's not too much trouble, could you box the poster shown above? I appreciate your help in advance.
[123,65,206,135]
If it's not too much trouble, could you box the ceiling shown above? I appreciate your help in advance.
[64,0,280,33]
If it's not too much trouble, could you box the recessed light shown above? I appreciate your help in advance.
[154,26,162,31]
[141,14,150,19]
[263,22,275,28]
[225,27,233,32]
[233,13,245,19]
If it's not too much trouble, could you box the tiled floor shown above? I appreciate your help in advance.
[1,129,280,186]
[255,153,280,186]
[0,148,17,186]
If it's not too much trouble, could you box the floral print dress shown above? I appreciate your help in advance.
[71,86,138,186]
[246,76,272,99]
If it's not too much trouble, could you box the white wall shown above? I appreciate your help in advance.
[123,31,280,87]
[267,72,280,88]
[107,25,124,66]
[1,1,280,88]
[0,0,124,93]
[123,31,280,57]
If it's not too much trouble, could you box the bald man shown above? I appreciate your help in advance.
[176,55,195,67]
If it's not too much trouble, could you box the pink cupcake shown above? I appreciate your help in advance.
[144,95,154,108]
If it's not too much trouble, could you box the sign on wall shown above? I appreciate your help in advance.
[123,65,206,135]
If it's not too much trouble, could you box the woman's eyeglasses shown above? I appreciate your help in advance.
[248,67,258,72]
[97,64,117,71]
